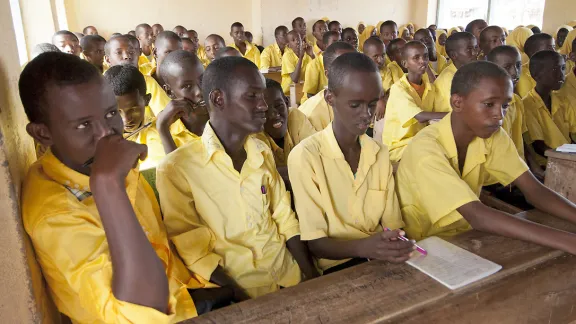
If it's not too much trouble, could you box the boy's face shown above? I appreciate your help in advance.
[164,59,208,124]
[414,30,436,58]
[404,45,429,75]
[329,23,342,35]
[245,33,254,43]
[116,90,148,133]
[152,24,164,36]
[181,40,196,55]
[54,35,81,56]
[358,24,366,35]
[37,78,123,173]
[325,34,340,48]
[205,37,225,61]
[535,56,566,91]
[154,39,182,66]
[275,29,289,47]
[85,27,98,35]
[453,38,479,66]
[231,26,246,44]
[401,29,411,41]
[213,66,268,134]
[364,44,386,69]
[531,39,556,57]
[481,28,506,55]
[294,20,307,39]
[174,27,188,38]
[83,41,105,67]
[558,29,569,48]
[343,30,358,50]
[263,87,289,139]
[188,31,200,49]
[287,33,302,52]
[471,21,488,41]
[137,26,154,47]
[392,41,407,63]
[380,25,398,44]
[313,22,328,42]
[453,76,511,139]
[326,70,381,136]
[492,52,522,86]
[106,38,138,67]
[438,33,447,46]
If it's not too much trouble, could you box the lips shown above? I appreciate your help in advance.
[272,120,283,128]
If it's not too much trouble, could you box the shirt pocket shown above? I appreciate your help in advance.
[362,189,388,230]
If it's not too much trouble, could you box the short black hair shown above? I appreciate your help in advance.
[274,26,289,37]
[135,23,152,35]
[465,19,486,33]
[245,31,253,39]
[188,29,198,35]
[414,28,432,39]
[451,61,510,96]
[103,64,146,97]
[402,41,427,58]
[322,31,340,45]
[380,20,398,34]
[524,33,553,57]
[52,30,78,44]
[206,34,226,46]
[292,17,305,28]
[125,34,140,48]
[82,26,96,34]
[111,33,122,38]
[202,56,259,104]
[328,52,379,92]
[558,27,570,36]
[19,52,101,124]
[265,78,283,95]
[362,37,384,52]
[215,46,240,59]
[323,41,355,69]
[342,27,356,37]
[104,34,129,56]
[487,45,520,62]
[173,25,186,31]
[328,21,341,30]
[313,20,326,32]
[159,50,202,83]
[479,26,503,44]
[155,31,181,48]
[445,32,475,59]
[531,26,542,34]
[386,38,406,58]
[80,35,106,52]
[529,50,563,77]
[31,43,60,60]
[231,22,244,31]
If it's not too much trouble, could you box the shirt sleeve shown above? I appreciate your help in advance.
[30,212,178,324]
[260,47,272,70]
[289,109,317,146]
[253,46,261,69]
[484,128,530,186]
[523,98,546,144]
[156,162,222,280]
[266,155,300,240]
[380,162,405,230]
[287,145,328,241]
[391,83,424,128]
[303,59,320,95]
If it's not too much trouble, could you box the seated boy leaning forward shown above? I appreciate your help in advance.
[289,52,414,275]
[19,52,237,323]
[396,61,576,256]
[156,56,319,299]
[301,31,341,103]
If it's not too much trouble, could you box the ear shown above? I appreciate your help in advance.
[450,94,464,112]
[104,55,111,65]
[26,123,53,147]
[209,89,225,112]
[162,84,176,99]
[144,93,152,106]
[283,95,290,108]
[401,60,408,69]
[324,89,334,107]
[324,68,329,78]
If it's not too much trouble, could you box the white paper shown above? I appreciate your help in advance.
[556,144,576,153]
[406,237,502,290]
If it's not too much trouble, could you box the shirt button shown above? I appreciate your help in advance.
[65,180,70,185]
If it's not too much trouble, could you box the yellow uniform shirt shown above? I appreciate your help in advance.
[523,88,576,165]
[22,150,212,324]
[281,48,312,94]
[385,54,392,66]
[384,61,405,86]
[197,46,210,67]
[254,108,316,166]
[144,75,171,116]
[313,43,322,57]
[299,89,333,131]
[157,123,302,298]
[231,41,261,68]
[429,53,449,75]
[517,62,536,99]
[288,125,404,271]
[382,75,436,162]
[396,114,529,240]
[140,62,156,75]
[302,53,327,104]
[559,68,576,102]
[433,63,457,112]
[138,53,150,67]
[260,43,283,70]
[502,94,527,158]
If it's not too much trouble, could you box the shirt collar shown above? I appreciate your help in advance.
[201,123,266,169]
[319,123,380,162]
[528,88,561,116]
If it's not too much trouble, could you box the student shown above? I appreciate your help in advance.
[507,27,533,64]
[342,28,359,51]
[362,37,390,91]
[559,37,576,102]
[125,34,154,75]
[299,42,356,131]
[312,20,329,56]
[559,28,576,57]
[379,20,398,47]
[204,34,226,64]
[128,30,136,37]
[104,35,171,116]
[289,52,413,275]
[173,25,188,38]
[80,35,106,73]
[261,26,289,71]
[434,32,479,112]
[517,33,556,98]
[152,23,164,37]
[383,38,408,85]
[73,32,85,43]
[301,31,340,103]
[383,41,447,162]
[30,43,59,60]
[135,23,155,66]
[215,47,242,59]
[479,26,506,60]
[20,52,219,323]
[396,61,576,256]
[528,25,542,34]
[157,56,319,298]
[464,19,488,41]
[52,30,81,56]
[292,17,309,45]
[358,22,366,35]
[281,30,313,94]
[524,50,576,167]
[255,78,316,170]
[358,25,376,53]
[82,26,98,36]
[556,26,571,49]
[229,22,261,68]
[181,38,197,55]
[148,31,183,87]
[328,20,343,36]
[414,28,449,75]
[436,30,448,58]
[187,29,209,64]
[429,24,437,31]
[245,32,264,53]
[399,26,411,41]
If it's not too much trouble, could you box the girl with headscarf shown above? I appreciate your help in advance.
[435,29,448,58]
[506,26,533,64]
[358,25,376,52]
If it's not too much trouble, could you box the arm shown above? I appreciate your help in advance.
[413,112,448,123]
[286,236,320,280]
[425,65,437,83]
[290,55,304,83]
[209,266,250,301]
[157,100,193,154]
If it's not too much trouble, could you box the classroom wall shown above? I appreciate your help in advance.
[542,0,576,35]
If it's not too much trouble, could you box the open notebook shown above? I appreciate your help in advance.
[406,237,502,290]
[556,144,576,153]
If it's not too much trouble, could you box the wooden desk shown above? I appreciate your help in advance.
[263,71,281,84]
[290,82,304,107]
[183,211,576,324]
[545,150,576,203]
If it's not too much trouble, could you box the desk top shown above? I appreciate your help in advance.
[184,210,576,324]
[545,149,576,162]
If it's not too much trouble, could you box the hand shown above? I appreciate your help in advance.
[374,93,389,121]
[304,42,315,58]
[232,286,251,302]
[360,229,414,263]
[301,268,320,281]
[157,99,193,132]
[90,135,148,183]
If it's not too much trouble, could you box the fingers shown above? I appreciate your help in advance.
[380,229,404,240]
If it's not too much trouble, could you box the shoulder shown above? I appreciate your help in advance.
[158,136,204,171]
[299,91,326,115]
[288,131,323,162]
[403,124,445,161]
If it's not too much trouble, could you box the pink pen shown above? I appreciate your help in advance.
[384,227,428,256]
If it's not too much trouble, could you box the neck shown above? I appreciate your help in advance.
[185,115,209,136]
[407,71,424,84]
[141,45,151,56]
[210,119,249,156]
[429,53,438,62]
[535,84,552,101]
[277,43,286,53]
[453,60,465,69]
[235,40,245,47]
[332,121,360,154]
[451,113,476,153]
[316,39,324,50]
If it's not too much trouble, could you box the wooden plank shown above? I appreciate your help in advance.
[289,82,304,107]
[545,150,576,162]
[183,211,576,324]
[263,71,281,84]
[545,152,576,204]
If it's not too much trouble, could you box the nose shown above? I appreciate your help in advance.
[191,85,203,104]
[93,120,115,141]
[256,96,268,112]
[64,45,74,54]
[123,51,132,61]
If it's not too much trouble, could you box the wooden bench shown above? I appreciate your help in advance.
[545,150,576,203]
[182,210,576,324]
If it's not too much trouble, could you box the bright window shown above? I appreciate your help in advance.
[9,0,28,65]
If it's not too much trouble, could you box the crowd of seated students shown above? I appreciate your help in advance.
[21,16,576,323]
